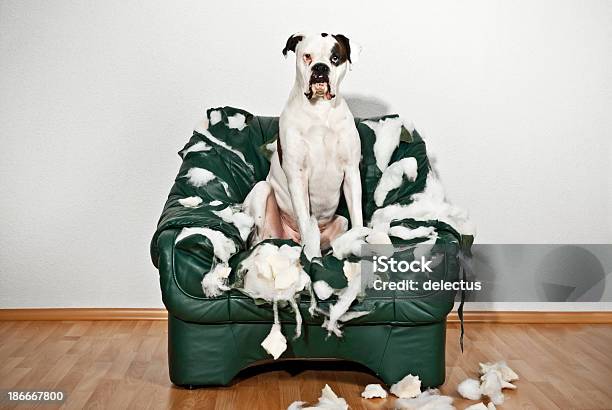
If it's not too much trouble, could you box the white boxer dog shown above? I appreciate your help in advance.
[244,32,363,259]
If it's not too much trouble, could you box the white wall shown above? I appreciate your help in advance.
[1,0,611,308]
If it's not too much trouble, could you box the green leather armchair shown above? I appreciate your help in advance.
[150,107,463,388]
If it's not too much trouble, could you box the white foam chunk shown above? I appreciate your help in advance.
[480,370,505,406]
[186,167,216,187]
[361,384,388,399]
[261,322,286,360]
[479,361,519,382]
[370,173,475,236]
[182,141,211,157]
[241,244,308,302]
[201,262,231,297]
[313,280,334,300]
[178,196,203,208]
[209,110,222,125]
[174,227,237,262]
[239,243,311,357]
[374,157,418,206]
[227,113,247,130]
[365,230,392,245]
[331,227,371,259]
[394,389,454,410]
[209,200,223,206]
[323,262,361,337]
[388,225,436,241]
[457,378,482,400]
[213,206,255,242]
[390,374,422,399]
[363,116,403,172]
[288,384,348,410]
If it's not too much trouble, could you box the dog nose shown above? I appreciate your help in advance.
[311,63,330,74]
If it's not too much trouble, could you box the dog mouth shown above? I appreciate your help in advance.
[306,77,334,100]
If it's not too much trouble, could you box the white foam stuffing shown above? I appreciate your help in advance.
[239,243,311,359]
[209,110,222,125]
[178,196,203,208]
[227,113,247,130]
[394,389,454,410]
[390,374,422,399]
[365,230,392,245]
[331,227,394,259]
[288,384,348,410]
[480,370,505,406]
[337,310,370,322]
[199,127,252,170]
[323,261,362,337]
[182,141,211,157]
[265,141,277,153]
[241,243,308,302]
[261,303,287,360]
[313,280,334,300]
[209,200,223,206]
[374,157,418,206]
[388,225,437,241]
[479,361,519,382]
[174,227,237,262]
[455,361,518,408]
[363,116,403,172]
[361,384,388,399]
[213,206,255,242]
[370,173,475,236]
[201,262,231,297]
[331,227,371,259]
[457,378,481,400]
[186,167,216,188]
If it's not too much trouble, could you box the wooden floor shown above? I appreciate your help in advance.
[0,321,610,409]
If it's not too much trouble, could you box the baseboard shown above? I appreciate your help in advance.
[0,308,168,321]
[1,308,611,323]
[446,311,612,324]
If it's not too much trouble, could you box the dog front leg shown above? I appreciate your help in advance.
[284,167,321,259]
[343,164,364,228]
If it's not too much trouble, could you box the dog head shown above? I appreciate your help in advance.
[282,32,357,101]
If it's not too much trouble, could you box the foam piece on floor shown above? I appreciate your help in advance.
[457,378,482,400]
[390,374,421,399]
[394,389,454,410]
[361,384,388,399]
[287,384,348,409]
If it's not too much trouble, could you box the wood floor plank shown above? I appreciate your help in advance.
[0,321,610,409]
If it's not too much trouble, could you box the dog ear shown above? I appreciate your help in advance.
[332,34,361,65]
[282,34,304,57]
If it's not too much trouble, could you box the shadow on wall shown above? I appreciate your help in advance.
[344,94,390,119]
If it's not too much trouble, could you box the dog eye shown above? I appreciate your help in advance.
[303,53,312,64]
[330,54,339,64]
